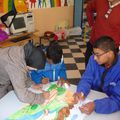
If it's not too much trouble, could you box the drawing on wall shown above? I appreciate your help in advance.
[8,0,13,11]
[42,0,47,8]
[38,0,42,8]
[14,0,28,12]
[29,0,36,8]
[0,1,4,13]
[0,0,28,13]
[64,0,68,6]
[0,0,74,13]
[3,0,9,13]
[67,0,74,6]
[28,0,74,9]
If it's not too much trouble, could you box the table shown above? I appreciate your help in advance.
[0,30,38,48]
[0,83,120,120]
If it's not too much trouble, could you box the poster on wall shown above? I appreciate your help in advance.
[27,0,74,10]
[14,0,28,13]
[0,0,74,13]
[0,0,28,13]
[0,1,4,13]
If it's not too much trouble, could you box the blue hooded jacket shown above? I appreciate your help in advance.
[77,55,120,114]
[29,57,67,84]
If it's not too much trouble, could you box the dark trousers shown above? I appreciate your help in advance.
[85,42,93,67]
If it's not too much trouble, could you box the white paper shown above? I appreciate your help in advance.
[66,99,91,120]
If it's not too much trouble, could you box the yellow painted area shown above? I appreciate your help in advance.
[54,0,57,7]
[3,0,9,13]
[14,0,27,13]
[0,1,4,13]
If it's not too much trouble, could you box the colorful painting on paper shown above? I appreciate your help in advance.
[6,84,72,120]
[6,83,87,120]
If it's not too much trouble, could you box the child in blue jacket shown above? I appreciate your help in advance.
[29,41,67,88]
[74,36,120,114]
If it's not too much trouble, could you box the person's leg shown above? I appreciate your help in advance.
[85,42,93,67]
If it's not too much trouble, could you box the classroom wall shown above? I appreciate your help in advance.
[0,6,73,40]
[33,6,73,36]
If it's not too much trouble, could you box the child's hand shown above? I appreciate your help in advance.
[42,78,49,84]
[73,92,85,104]
[43,91,50,100]
[43,89,58,105]
[57,78,70,87]
[31,84,43,90]
[57,78,65,86]
[79,101,95,115]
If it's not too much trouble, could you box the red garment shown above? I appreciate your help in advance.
[86,0,120,48]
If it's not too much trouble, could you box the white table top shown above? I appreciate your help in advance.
[0,83,120,120]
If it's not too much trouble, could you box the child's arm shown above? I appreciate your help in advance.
[29,70,43,84]
[57,78,70,87]
[58,62,67,80]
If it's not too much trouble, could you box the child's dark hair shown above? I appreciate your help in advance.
[46,40,63,64]
[93,36,117,54]
[24,41,46,69]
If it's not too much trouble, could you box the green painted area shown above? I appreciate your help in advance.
[7,84,68,120]
[31,104,38,110]
[47,84,66,95]
[8,0,12,11]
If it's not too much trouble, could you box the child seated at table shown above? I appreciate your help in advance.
[74,36,120,114]
[29,41,68,90]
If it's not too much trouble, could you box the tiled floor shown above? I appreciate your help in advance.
[40,36,87,85]
[58,36,86,85]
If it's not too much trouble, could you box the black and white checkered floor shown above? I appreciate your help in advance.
[58,36,87,85]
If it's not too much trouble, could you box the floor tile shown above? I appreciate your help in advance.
[76,63,85,70]
[62,49,71,53]
[63,53,73,58]
[74,57,85,63]
[69,45,80,49]
[71,49,81,53]
[64,58,76,64]
[65,64,78,70]
[67,70,81,79]
[72,53,84,58]
[57,36,87,85]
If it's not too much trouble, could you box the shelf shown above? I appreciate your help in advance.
[0,30,38,48]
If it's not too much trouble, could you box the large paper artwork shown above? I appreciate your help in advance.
[6,84,89,120]
[6,84,71,120]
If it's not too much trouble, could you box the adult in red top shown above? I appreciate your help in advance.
[85,0,120,66]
